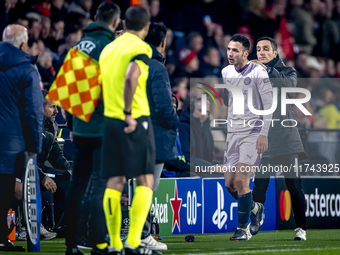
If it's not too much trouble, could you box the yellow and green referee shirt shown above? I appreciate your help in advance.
[99,32,152,120]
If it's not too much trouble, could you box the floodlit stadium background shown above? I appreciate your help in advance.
[2,0,340,254]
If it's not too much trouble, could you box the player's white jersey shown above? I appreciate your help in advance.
[221,61,273,136]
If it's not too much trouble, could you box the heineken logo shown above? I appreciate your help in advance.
[151,197,168,224]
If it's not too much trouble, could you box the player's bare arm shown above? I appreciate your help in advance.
[124,61,141,133]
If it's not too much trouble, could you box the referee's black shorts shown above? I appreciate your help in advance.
[101,116,155,179]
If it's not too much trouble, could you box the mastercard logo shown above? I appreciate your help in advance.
[279,190,291,221]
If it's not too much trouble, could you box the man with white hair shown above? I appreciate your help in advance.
[0,25,43,252]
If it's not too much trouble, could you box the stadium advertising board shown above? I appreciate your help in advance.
[303,178,340,228]
[151,179,203,235]
[277,177,340,229]
[23,156,42,252]
[276,178,296,230]
[172,179,203,235]
[152,178,276,235]
[203,178,277,233]
[203,179,235,233]
[151,179,174,235]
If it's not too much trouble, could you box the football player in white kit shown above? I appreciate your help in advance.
[222,34,273,240]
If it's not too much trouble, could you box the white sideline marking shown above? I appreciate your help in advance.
[229,244,301,249]
[167,247,340,255]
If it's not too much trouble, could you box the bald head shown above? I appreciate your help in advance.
[2,25,28,50]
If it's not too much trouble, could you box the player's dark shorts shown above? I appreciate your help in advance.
[101,116,155,178]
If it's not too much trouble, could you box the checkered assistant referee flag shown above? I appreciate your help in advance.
[47,47,101,122]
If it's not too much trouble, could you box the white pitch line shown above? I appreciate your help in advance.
[41,240,65,243]
[240,244,301,248]
[167,247,340,255]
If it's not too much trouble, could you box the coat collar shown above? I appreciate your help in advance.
[148,43,164,63]
[265,55,286,70]
[83,22,115,41]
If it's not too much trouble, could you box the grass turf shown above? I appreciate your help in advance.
[6,229,340,255]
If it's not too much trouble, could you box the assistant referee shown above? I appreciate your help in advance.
[99,5,161,255]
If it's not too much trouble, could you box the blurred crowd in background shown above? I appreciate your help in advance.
[2,0,340,144]
[2,1,340,246]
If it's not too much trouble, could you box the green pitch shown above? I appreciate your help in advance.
[7,229,340,255]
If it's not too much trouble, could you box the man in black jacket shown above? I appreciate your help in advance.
[64,2,121,255]
[40,90,71,232]
[142,22,179,250]
[163,95,191,177]
[178,97,214,169]
[250,37,308,241]
[41,90,71,172]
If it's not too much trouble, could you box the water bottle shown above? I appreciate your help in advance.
[7,209,16,242]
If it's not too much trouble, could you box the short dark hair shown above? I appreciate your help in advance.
[257,36,278,51]
[116,20,124,31]
[230,34,250,51]
[64,24,81,37]
[96,1,121,26]
[171,77,187,89]
[42,89,48,107]
[28,18,39,29]
[204,46,218,57]
[125,5,150,31]
[144,22,167,47]
[186,31,202,45]
[28,37,38,48]
[51,18,64,26]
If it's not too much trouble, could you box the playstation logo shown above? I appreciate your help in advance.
[212,182,228,230]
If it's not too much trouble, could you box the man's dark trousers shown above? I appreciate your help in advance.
[0,152,25,242]
[253,153,306,230]
[0,174,16,242]
[65,136,107,248]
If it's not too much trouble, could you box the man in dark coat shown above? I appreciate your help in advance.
[40,91,71,172]
[163,95,191,177]
[39,91,72,230]
[0,24,43,252]
[142,22,179,250]
[64,2,121,255]
[179,97,214,168]
[250,37,308,241]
